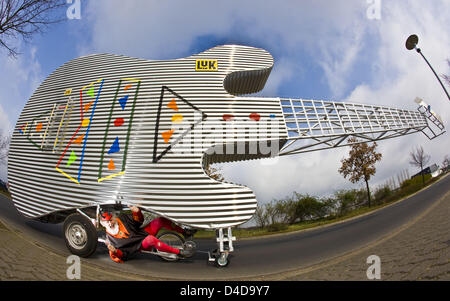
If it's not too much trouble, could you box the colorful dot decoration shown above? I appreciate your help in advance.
[249,113,261,121]
[161,98,184,144]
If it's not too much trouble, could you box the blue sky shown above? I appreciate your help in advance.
[1,0,449,206]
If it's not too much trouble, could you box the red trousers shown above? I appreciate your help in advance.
[140,217,184,254]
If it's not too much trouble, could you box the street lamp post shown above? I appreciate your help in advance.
[405,34,450,102]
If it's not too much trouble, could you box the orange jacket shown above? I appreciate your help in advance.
[106,210,146,263]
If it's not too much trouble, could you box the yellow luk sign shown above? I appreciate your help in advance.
[196,59,218,71]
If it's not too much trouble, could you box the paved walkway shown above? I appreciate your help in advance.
[281,190,450,281]
[0,190,448,281]
[0,221,136,280]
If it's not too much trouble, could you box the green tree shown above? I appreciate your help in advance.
[265,201,283,225]
[334,189,367,215]
[339,137,382,207]
[275,192,330,224]
[274,198,293,224]
[373,185,392,204]
[253,205,269,229]
[291,193,326,222]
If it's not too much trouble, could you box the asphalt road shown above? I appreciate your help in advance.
[1,174,449,280]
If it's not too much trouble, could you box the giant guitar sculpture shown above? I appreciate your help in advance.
[8,45,445,266]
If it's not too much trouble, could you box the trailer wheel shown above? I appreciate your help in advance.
[156,232,185,262]
[63,213,98,258]
[215,252,230,268]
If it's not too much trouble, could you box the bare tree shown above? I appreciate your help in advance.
[409,146,431,186]
[0,0,66,56]
[339,137,382,207]
[0,134,10,165]
[253,205,269,229]
[442,155,450,171]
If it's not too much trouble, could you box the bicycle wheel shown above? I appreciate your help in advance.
[155,232,185,262]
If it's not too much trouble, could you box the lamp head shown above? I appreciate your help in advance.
[406,34,419,50]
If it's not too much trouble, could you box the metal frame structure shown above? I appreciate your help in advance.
[279,98,444,156]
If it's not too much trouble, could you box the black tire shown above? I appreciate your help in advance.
[63,213,98,258]
[156,231,185,262]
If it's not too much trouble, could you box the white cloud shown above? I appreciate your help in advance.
[84,1,363,51]
[0,46,42,132]
[256,57,296,97]
[83,0,367,92]
[0,102,11,136]
[0,44,43,181]
[318,23,366,98]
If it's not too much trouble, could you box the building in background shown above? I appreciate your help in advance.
[411,164,441,179]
